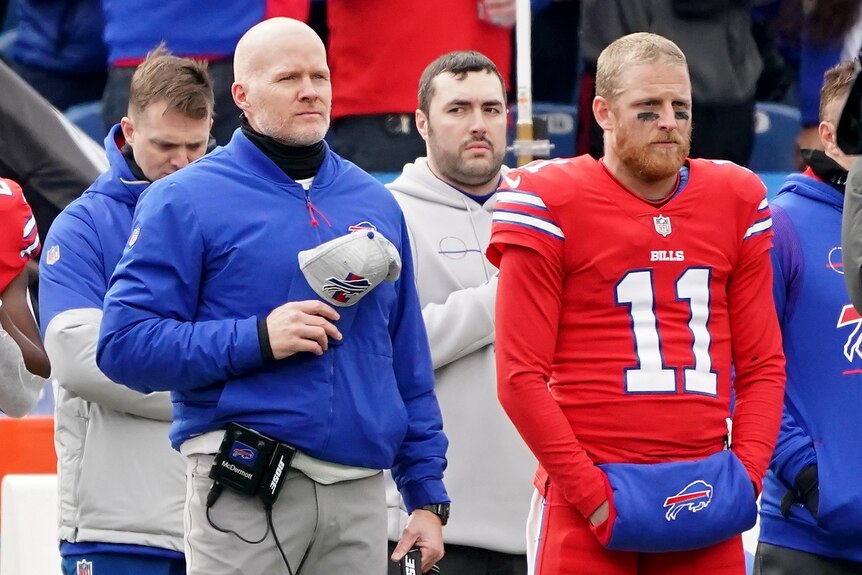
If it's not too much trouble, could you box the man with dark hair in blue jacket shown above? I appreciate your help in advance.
[97,17,449,575]
[39,46,214,575]
[754,58,862,575]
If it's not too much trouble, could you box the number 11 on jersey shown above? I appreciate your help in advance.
[616,268,718,396]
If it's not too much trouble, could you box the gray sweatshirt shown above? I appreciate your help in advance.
[386,158,536,554]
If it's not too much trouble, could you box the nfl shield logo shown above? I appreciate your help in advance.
[46,244,60,265]
[128,226,140,247]
[76,559,93,575]
[653,215,672,237]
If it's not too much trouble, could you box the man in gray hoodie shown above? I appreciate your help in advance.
[386,50,536,575]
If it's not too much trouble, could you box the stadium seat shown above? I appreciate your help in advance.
[65,100,107,142]
[750,102,801,173]
[0,474,60,575]
[506,102,578,167]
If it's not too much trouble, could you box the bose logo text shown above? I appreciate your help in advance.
[403,556,417,575]
[269,456,285,493]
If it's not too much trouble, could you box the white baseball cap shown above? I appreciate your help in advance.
[297,229,402,307]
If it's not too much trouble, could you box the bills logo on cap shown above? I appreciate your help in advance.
[653,215,672,237]
[229,441,257,464]
[128,226,141,247]
[323,273,372,304]
[46,244,61,265]
[663,480,713,520]
[76,559,93,575]
[298,229,402,307]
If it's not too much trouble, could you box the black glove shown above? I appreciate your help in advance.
[780,464,819,518]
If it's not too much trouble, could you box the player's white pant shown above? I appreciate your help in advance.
[526,489,545,575]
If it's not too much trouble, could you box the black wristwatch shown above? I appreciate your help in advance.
[420,503,450,526]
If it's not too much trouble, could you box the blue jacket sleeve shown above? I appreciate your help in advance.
[769,203,817,486]
[96,182,264,393]
[771,405,817,488]
[388,217,449,512]
[39,209,106,331]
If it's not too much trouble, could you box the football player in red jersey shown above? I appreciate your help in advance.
[488,32,785,575]
[0,177,50,416]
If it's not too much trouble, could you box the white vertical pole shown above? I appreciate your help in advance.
[515,0,534,166]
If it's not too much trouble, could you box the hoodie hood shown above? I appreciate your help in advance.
[94,123,150,207]
[388,157,506,210]
[776,172,844,212]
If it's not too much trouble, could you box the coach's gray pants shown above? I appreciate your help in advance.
[184,453,387,575]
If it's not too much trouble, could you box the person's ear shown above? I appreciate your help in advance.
[232,82,250,111]
[593,96,613,131]
[120,116,135,146]
[416,109,430,142]
[819,120,837,152]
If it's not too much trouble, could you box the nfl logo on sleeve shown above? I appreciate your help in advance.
[76,559,93,575]
[46,244,61,265]
[128,226,141,247]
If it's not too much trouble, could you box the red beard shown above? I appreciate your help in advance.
[615,127,691,182]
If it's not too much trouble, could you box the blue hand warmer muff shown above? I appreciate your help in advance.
[592,450,757,552]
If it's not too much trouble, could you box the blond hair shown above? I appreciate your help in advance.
[595,32,688,100]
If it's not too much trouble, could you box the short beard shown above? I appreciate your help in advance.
[428,132,504,189]
[615,127,691,182]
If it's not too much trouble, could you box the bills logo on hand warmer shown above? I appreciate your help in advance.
[663,480,713,520]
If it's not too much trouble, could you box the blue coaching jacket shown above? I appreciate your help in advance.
[760,172,862,561]
[39,123,187,558]
[97,130,448,511]
[40,124,147,326]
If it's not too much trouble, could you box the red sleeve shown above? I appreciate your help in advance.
[487,169,565,270]
[496,243,607,518]
[728,203,786,495]
[0,178,39,293]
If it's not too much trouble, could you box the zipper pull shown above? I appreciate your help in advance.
[306,196,319,227]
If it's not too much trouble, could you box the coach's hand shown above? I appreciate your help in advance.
[266,300,342,359]
[391,509,444,573]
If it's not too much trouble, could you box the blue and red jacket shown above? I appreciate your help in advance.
[97,130,448,511]
[761,170,862,561]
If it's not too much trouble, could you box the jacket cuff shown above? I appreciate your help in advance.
[257,318,276,363]
[399,479,450,514]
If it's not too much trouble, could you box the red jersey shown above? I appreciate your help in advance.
[0,178,40,292]
[488,156,785,517]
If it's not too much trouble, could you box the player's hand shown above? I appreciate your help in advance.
[482,0,516,27]
[265,300,342,359]
[391,509,444,573]
[589,500,609,526]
